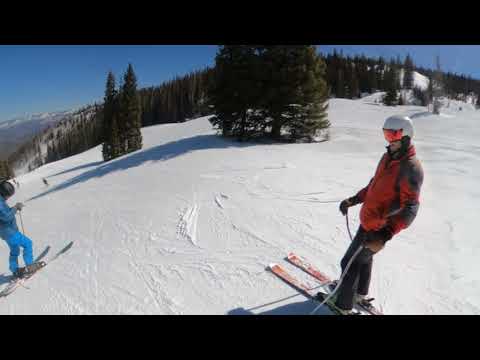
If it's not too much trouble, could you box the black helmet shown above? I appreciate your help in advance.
[0,180,15,199]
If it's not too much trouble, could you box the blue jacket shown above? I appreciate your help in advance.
[0,197,19,241]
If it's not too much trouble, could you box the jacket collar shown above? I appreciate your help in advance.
[386,144,416,161]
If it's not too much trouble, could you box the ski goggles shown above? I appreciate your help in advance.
[383,128,403,143]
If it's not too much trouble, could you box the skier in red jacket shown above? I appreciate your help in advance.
[329,115,424,314]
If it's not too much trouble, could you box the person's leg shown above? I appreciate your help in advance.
[6,234,21,274]
[17,233,34,267]
[357,257,373,296]
[334,227,374,310]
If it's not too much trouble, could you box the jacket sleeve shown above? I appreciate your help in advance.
[387,161,424,235]
[0,201,16,223]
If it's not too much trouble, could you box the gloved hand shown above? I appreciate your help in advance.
[339,196,357,216]
[364,227,393,253]
[14,202,24,212]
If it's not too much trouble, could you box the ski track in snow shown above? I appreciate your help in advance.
[116,218,178,314]
[177,204,200,247]
[214,195,225,209]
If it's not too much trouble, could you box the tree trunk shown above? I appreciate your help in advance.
[271,118,282,140]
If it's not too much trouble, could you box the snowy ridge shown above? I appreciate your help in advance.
[0,110,75,130]
[0,110,75,160]
[10,106,97,175]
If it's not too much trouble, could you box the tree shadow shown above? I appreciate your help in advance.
[48,161,104,178]
[27,134,259,202]
[227,299,333,315]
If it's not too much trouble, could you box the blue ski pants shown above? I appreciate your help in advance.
[5,231,33,273]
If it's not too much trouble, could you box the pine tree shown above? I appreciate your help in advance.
[350,69,360,99]
[256,46,329,141]
[111,113,122,158]
[383,87,398,106]
[383,64,398,106]
[120,64,143,153]
[432,56,443,114]
[403,54,414,89]
[368,65,377,92]
[208,45,261,138]
[413,86,429,106]
[376,57,386,90]
[427,76,434,107]
[336,69,345,98]
[209,45,329,142]
[102,71,117,161]
[260,46,300,138]
[396,55,402,68]
[282,46,330,141]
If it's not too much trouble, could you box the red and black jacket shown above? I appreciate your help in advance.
[352,145,424,238]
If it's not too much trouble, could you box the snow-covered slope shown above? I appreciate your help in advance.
[2,99,479,314]
[363,70,430,106]
[8,106,98,176]
[398,70,430,91]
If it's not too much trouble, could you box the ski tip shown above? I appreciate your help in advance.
[267,263,279,269]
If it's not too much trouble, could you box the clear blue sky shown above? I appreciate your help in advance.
[1,45,479,121]
[0,45,218,121]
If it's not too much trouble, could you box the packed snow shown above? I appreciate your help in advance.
[1,98,479,314]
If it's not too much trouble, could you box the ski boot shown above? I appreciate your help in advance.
[313,280,339,305]
[13,261,46,279]
[332,306,361,316]
[355,294,376,310]
[328,281,375,309]
[314,289,360,315]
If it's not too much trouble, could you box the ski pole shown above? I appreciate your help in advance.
[19,211,26,237]
[346,209,354,242]
[309,244,363,315]
[310,211,362,315]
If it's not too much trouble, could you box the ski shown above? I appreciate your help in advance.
[36,245,51,262]
[286,252,383,315]
[267,263,361,315]
[268,263,313,297]
[48,241,73,262]
[285,252,331,284]
[0,241,74,298]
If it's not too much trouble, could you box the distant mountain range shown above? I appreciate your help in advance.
[0,110,75,160]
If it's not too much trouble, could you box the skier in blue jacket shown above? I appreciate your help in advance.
[0,180,41,278]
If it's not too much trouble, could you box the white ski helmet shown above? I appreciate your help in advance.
[383,115,414,141]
